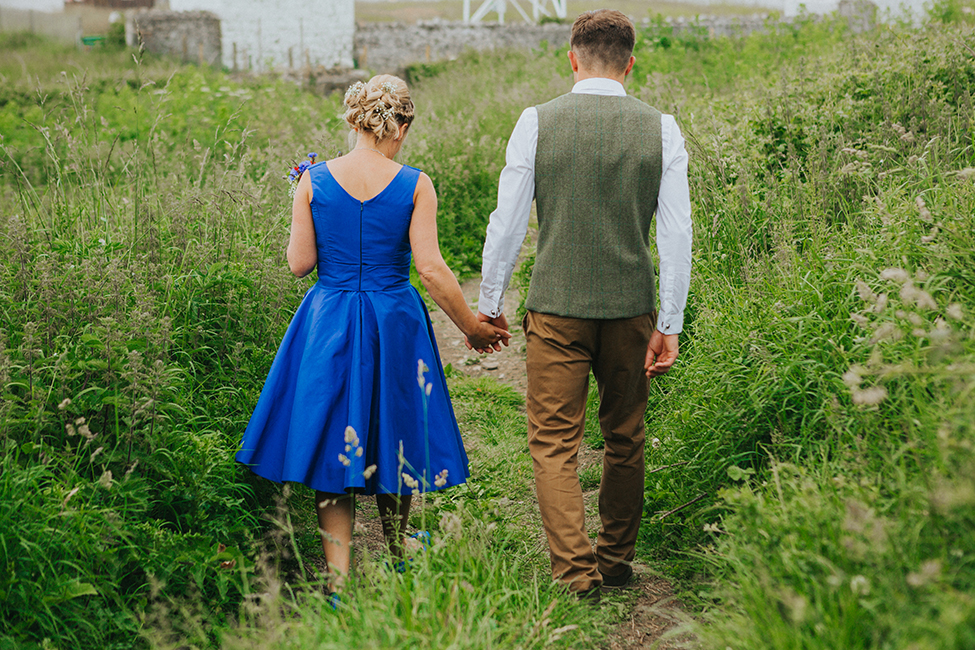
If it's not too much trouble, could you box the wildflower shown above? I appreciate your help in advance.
[870,322,902,344]
[355,447,363,457]
[417,359,427,389]
[425,383,432,397]
[842,366,864,389]
[344,426,359,447]
[62,486,81,508]
[440,511,463,539]
[434,469,448,488]
[852,385,887,406]
[651,437,662,449]
[906,560,941,587]
[363,464,377,479]
[58,398,71,410]
[850,575,870,596]
[915,197,933,222]
[338,453,350,467]
[873,293,888,313]
[402,472,419,489]
[855,279,877,302]
[850,313,869,328]
[89,446,104,463]
[946,303,964,320]
[380,81,396,94]
[98,470,113,490]
[880,268,910,283]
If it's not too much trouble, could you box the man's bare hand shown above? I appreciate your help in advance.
[465,311,512,353]
[645,330,679,378]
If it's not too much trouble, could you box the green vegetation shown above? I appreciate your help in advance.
[2,5,975,648]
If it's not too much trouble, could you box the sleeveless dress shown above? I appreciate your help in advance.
[236,162,470,495]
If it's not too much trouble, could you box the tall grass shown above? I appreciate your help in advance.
[631,15,975,648]
[3,8,975,648]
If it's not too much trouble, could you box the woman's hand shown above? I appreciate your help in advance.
[465,322,511,354]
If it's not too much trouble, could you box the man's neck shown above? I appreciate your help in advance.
[573,69,627,86]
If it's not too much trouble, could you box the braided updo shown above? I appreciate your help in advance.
[343,74,415,142]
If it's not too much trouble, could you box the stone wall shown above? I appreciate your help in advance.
[355,5,876,73]
[355,21,572,72]
[0,7,82,44]
[127,10,221,67]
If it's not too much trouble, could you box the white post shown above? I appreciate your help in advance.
[463,0,471,22]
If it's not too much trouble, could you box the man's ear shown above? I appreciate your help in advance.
[623,55,635,78]
[567,49,580,73]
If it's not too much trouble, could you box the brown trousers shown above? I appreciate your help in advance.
[524,310,653,593]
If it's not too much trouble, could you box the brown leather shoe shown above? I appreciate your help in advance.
[575,586,602,605]
[599,565,634,589]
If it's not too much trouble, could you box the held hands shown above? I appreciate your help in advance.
[645,329,679,378]
[465,311,512,354]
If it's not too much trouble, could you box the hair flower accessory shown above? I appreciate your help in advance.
[287,152,317,197]
[345,81,365,103]
[380,81,396,94]
[376,100,394,122]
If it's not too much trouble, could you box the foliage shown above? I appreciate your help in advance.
[634,19,975,648]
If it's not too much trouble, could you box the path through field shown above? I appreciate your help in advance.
[351,273,691,649]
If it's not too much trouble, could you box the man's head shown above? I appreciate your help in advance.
[569,10,636,77]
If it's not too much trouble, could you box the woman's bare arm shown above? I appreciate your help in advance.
[409,173,509,352]
[287,171,317,277]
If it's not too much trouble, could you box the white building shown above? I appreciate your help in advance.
[0,0,64,10]
[166,0,354,70]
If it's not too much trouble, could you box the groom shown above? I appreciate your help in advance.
[476,9,693,595]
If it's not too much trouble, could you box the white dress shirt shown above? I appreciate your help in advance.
[477,77,693,334]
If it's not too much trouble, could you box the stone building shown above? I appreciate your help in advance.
[166,0,354,70]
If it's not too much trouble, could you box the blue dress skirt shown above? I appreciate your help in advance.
[236,162,470,495]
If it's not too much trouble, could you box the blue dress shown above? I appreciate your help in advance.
[236,162,470,495]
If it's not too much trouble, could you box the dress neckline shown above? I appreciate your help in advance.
[323,162,407,203]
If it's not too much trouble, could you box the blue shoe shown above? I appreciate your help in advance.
[326,591,341,611]
[391,531,431,573]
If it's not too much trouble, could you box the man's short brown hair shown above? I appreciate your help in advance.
[570,10,635,75]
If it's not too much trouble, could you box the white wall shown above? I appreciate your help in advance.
[0,0,64,11]
[780,0,928,16]
[168,0,354,70]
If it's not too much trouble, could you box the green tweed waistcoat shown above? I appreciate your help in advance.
[526,92,663,319]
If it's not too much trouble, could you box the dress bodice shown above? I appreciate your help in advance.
[307,161,421,291]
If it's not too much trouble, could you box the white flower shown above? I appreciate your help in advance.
[344,81,364,102]
[338,453,350,467]
[434,469,449,488]
[402,473,419,489]
[380,81,396,94]
[363,464,377,479]
[355,447,363,457]
[344,426,359,447]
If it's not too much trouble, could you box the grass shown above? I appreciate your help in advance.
[2,4,975,648]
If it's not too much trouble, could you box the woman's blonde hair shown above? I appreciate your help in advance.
[343,74,415,142]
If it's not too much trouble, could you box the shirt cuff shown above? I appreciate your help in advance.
[656,311,684,335]
[477,288,505,318]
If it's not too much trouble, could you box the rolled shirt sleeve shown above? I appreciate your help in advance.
[477,107,538,318]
